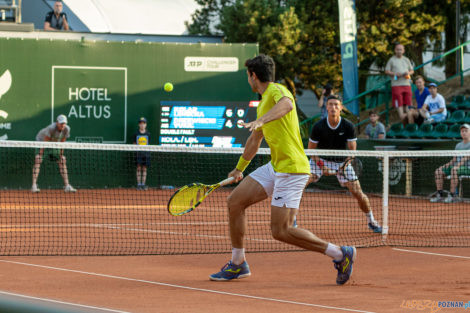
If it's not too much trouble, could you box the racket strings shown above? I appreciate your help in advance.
[168,184,212,215]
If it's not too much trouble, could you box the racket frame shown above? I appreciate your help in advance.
[167,177,235,216]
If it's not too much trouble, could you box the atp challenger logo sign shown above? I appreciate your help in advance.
[52,66,127,143]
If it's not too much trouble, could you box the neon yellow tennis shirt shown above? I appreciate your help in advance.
[257,83,310,174]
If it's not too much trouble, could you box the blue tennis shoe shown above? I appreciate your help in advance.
[368,222,382,233]
[333,246,357,285]
[209,261,251,281]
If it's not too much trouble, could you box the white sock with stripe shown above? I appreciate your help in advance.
[231,248,245,265]
[325,243,343,261]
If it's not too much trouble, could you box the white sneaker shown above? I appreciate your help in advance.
[429,191,441,203]
[31,185,40,193]
[64,185,77,193]
[430,194,441,203]
[443,194,455,203]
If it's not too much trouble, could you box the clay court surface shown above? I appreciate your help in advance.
[0,188,469,312]
[0,247,469,313]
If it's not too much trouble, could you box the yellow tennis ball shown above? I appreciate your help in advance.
[164,82,173,92]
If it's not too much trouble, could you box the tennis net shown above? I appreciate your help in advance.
[0,140,469,255]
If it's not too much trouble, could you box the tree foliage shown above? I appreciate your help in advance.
[186,0,468,98]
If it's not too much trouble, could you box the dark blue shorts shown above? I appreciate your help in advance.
[136,152,151,167]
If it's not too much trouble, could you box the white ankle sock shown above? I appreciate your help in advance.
[325,243,343,261]
[366,211,375,224]
[231,248,245,265]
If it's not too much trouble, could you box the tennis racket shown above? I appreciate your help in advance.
[167,177,235,216]
[337,158,362,182]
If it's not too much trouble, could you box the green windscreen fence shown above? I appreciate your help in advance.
[0,38,258,144]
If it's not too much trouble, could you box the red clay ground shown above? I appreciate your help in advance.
[0,247,469,313]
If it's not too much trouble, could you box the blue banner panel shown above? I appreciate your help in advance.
[338,0,359,116]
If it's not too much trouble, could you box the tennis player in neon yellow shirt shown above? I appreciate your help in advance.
[210,54,356,285]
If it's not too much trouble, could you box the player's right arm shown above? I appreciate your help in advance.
[228,130,264,182]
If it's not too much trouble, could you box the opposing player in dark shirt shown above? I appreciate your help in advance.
[308,95,382,233]
[133,117,151,190]
[44,1,69,31]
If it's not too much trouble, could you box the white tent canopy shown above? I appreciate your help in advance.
[63,0,199,35]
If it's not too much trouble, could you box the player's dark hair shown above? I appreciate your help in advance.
[245,54,275,83]
[326,94,342,103]
[369,110,377,116]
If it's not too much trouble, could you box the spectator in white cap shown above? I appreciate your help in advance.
[422,83,447,123]
[31,114,76,193]
[430,123,470,203]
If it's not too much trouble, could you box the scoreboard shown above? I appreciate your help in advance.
[159,100,259,147]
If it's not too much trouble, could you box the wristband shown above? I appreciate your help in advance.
[316,160,324,167]
[236,156,251,172]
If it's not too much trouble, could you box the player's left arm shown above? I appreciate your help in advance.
[242,96,293,131]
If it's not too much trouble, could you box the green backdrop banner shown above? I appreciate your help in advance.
[0,38,258,143]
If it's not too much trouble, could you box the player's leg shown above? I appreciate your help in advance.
[446,166,465,203]
[140,153,150,190]
[271,205,328,252]
[210,166,269,281]
[58,154,76,192]
[392,87,406,123]
[228,176,267,250]
[431,165,449,202]
[269,173,356,285]
[141,165,148,190]
[407,108,418,124]
[344,180,382,233]
[397,106,406,124]
[403,87,413,111]
[136,165,142,189]
[32,148,44,192]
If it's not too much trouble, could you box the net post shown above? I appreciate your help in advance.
[382,153,389,240]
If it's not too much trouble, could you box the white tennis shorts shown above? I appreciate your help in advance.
[309,158,357,186]
[249,162,309,209]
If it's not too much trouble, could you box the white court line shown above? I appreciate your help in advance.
[101,225,276,243]
[0,259,377,313]
[0,290,130,313]
[393,248,470,259]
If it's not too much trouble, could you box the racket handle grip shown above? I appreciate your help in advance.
[219,177,236,186]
